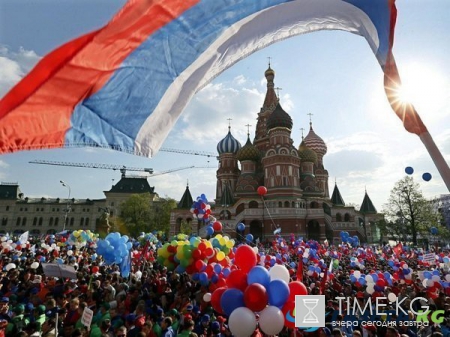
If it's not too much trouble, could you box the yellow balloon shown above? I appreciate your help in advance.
[219,238,226,246]
[205,241,212,249]
[216,251,225,261]
[215,234,223,239]
[226,240,234,249]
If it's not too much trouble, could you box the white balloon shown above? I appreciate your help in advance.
[67,250,73,256]
[259,306,285,336]
[388,293,397,302]
[0,237,5,242]
[354,271,361,278]
[445,274,450,282]
[269,264,290,283]
[228,307,257,337]
[432,275,440,282]
[203,293,212,302]
[31,262,39,269]
[5,263,16,271]
[365,275,373,283]
[367,286,375,295]
[252,247,259,254]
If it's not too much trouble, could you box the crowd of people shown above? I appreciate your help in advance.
[0,232,448,337]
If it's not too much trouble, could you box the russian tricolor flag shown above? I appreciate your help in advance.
[0,0,427,157]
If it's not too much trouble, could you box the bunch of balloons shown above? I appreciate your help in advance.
[138,232,159,245]
[340,231,360,247]
[156,235,235,277]
[205,221,224,236]
[208,245,309,336]
[67,230,98,247]
[190,194,212,222]
[96,232,132,265]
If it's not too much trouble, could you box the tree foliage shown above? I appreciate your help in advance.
[381,176,448,245]
[118,193,176,237]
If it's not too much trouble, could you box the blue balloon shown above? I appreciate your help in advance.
[423,271,432,279]
[430,227,438,235]
[237,223,245,232]
[268,279,290,308]
[206,226,214,236]
[247,266,271,288]
[246,234,254,242]
[214,264,222,274]
[405,166,414,175]
[423,172,432,181]
[220,289,244,316]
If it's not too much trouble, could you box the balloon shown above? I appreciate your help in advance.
[228,307,257,337]
[5,263,16,271]
[221,288,245,316]
[235,245,257,273]
[405,167,414,175]
[237,223,245,232]
[211,287,227,314]
[244,283,268,312]
[227,269,248,291]
[423,172,432,181]
[92,266,99,273]
[259,306,285,335]
[288,281,308,302]
[257,186,268,196]
[30,262,39,269]
[203,293,212,302]
[247,266,271,288]
[388,293,397,302]
[213,221,223,232]
[269,264,290,283]
[268,279,290,308]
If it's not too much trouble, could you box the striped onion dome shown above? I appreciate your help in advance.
[298,140,318,164]
[217,128,241,155]
[237,137,260,161]
[304,124,327,157]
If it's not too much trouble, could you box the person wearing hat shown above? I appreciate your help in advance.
[194,314,210,337]
[34,305,47,332]
[0,298,11,323]
[210,321,222,337]
[167,309,180,334]
[6,304,29,334]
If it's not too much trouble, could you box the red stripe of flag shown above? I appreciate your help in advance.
[0,0,199,153]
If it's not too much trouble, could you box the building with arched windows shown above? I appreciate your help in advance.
[170,66,383,244]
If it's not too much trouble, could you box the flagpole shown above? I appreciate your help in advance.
[419,132,450,192]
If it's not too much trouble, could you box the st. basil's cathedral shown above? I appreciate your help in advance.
[171,66,382,244]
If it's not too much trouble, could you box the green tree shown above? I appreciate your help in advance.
[118,194,177,237]
[382,176,446,245]
[119,193,153,237]
[151,197,177,234]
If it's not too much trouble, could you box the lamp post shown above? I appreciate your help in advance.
[60,180,71,231]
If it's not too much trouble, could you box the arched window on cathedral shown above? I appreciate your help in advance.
[236,203,245,215]
[310,201,319,209]
[284,201,290,208]
[292,201,296,208]
[249,201,259,209]
[344,213,351,222]
[336,213,342,222]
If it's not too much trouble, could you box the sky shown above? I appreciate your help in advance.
[0,0,449,212]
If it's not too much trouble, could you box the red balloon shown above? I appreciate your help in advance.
[226,269,248,291]
[234,245,257,273]
[92,266,99,273]
[212,221,223,232]
[211,287,227,314]
[257,186,268,196]
[376,279,386,287]
[288,281,308,302]
[244,283,268,312]
[195,260,206,271]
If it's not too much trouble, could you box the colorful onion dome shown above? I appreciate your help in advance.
[266,102,293,131]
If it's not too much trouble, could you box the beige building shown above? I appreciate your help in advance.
[0,175,158,236]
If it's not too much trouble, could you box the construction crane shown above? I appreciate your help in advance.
[28,160,213,178]
[160,147,217,158]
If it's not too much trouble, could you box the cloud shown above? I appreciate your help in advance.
[174,80,265,144]
[0,45,41,97]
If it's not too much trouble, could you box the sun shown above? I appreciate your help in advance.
[396,62,446,114]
